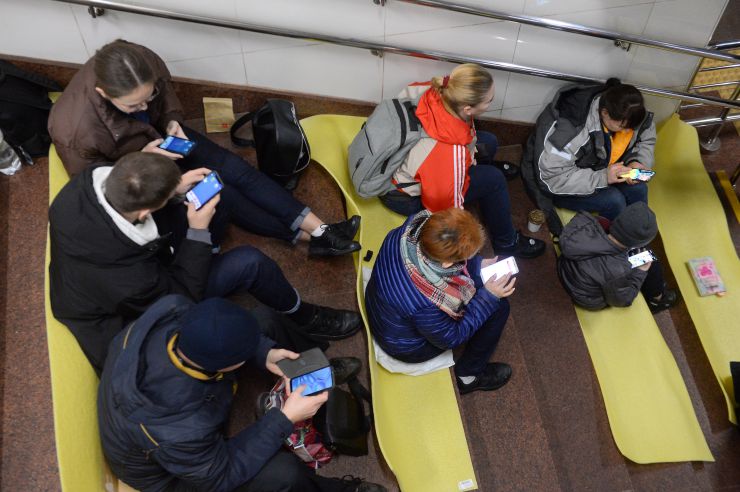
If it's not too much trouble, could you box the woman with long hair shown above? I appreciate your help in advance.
[49,39,359,256]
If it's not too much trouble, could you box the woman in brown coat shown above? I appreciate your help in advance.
[49,39,359,256]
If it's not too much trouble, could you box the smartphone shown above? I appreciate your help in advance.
[276,348,334,396]
[185,171,224,210]
[627,248,657,268]
[289,366,334,396]
[158,135,196,156]
[480,256,519,283]
[619,169,655,182]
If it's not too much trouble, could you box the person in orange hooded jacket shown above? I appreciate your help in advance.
[380,63,544,258]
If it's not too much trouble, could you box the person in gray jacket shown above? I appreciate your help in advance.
[557,202,678,313]
[521,78,656,234]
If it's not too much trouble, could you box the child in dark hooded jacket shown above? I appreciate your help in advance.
[557,202,679,313]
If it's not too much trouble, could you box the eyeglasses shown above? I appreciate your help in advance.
[113,85,160,111]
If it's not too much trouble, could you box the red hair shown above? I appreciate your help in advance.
[419,208,485,263]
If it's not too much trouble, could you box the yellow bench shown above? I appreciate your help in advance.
[45,143,122,491]
[555,208,711,464]
[302,115,478,491]
[650,115,740,424]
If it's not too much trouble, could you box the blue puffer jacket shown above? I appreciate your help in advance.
[365,217,503,361]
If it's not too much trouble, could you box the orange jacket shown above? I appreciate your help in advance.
[392,85,476,212]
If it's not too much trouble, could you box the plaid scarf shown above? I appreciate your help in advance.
[400,211,476,319]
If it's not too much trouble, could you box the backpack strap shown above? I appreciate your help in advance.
[346,375,373,432]
[229,111,256,147]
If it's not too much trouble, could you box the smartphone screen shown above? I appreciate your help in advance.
[627,249,656,268]
[635,170,655,182]
[290,366,333,396]
[480,256,519,283]
[185,172,224,210]
[159,135,196,156]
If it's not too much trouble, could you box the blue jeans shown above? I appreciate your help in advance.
[180,127,309,243]
[553,182,648,221]
[204,246,300,314]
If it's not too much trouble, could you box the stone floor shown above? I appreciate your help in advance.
[1,111,739,491]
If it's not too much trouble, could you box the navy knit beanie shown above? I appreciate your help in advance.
[178,298,261,372]
[610,202,657,248]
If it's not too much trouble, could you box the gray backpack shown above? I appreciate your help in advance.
[348,97,426,198]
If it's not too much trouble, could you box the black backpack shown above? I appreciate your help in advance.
[313,373,372,456]
[230,99,310,191]
[0,61,62,161]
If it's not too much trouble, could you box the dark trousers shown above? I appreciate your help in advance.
[553,181,648,221]
[233,451,351,492]
[454,298,510,378]
[380,130,517,248]
[205,246,300,314]
[390,299,510,378]
[180,127,309,243]
[640,258,667,300]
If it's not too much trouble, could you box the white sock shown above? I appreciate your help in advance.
[458,375,476,385]
[310,224,327,237]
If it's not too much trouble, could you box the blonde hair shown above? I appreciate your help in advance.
[431,64,493,116]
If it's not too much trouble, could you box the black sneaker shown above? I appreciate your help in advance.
[495,230,545,259]
[647,288,680,314]
[328,475,387,492]
[309,222,362,256]
[330,356,362,385]
[333,215,361,240]
[493,160,520,180]
[457,362,512,395]
[300,306,362,341]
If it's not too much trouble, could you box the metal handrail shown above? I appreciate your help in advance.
[396,0,740,64]
[709,40,740,51]
[50,0,740,112]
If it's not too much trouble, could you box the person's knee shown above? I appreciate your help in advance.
[228,246,276,277]
[472,165,506,191]
[495,297,511,320]
[246,452,311,492]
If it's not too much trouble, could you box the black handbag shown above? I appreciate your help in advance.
[230,99,310,191]
[313,373,372,456]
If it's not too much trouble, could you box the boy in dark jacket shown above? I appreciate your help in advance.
[49,152,361,372]
[557,202,679,312]
[99,295,384,492]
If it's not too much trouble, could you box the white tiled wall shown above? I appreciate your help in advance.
[0,0,729,123]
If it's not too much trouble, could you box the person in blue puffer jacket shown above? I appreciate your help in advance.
[365,208,516,394]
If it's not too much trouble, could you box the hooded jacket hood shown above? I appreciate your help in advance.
[49,165,168,266]
[559,212,623,260]
[415,88,474,146]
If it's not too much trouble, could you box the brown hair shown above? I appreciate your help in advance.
[599,78,646,129]
[431,63,493,116]
[105,152,181,213]
[419,208,485,263]
[94,40,155,98]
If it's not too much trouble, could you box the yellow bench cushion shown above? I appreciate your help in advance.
[46,144,119,491]
[302,115,479,491]
[650,114,740,424]
[555,207,711,463]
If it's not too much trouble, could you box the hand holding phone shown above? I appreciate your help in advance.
[619,169,655,182]
[158,135,196,156]
[276,347,334,396]
[186,171,224,210]
[627,248,657,268]
[481,256,519,283]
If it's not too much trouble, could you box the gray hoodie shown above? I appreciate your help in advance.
[557,212,648,310]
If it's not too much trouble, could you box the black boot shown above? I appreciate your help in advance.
[309,220,362,256]
[647,288,680,313]
[327,475,387,492]
[299,306,362,341]
[457,362,512,395]
[495,230,546,259]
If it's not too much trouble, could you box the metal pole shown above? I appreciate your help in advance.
[701,83,740,152]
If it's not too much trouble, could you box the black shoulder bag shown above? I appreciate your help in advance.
[313,373,372,456]
[230,99,310,191]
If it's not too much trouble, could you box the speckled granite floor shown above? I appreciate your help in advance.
[1,78,739,492]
